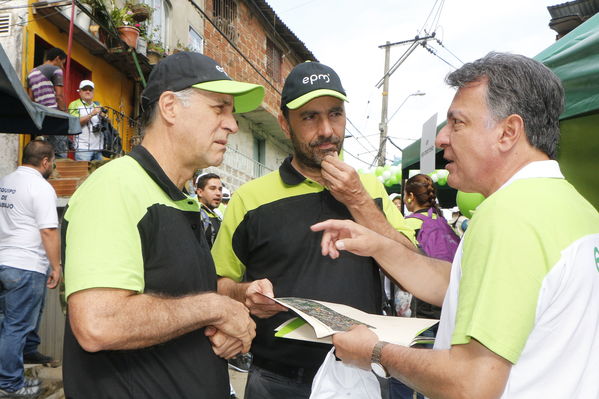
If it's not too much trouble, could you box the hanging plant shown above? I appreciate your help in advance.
[126,2,153,22]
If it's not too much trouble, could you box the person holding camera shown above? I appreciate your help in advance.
[68,80,106,161]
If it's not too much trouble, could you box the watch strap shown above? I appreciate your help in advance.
[371,341,389,364]
[371,341,390,378]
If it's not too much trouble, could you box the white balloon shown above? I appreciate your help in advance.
[430,173,439,183]
[377,175,385,183]
[437,169,449,178]
[382,171,392,179]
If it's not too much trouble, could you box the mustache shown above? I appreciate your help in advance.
[309,136,341,148]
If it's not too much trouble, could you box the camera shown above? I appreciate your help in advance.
[101,107,108,114]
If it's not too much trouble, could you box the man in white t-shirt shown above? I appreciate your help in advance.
[312,53,599,398]
[0,140,62,397]
[68,80,105,161]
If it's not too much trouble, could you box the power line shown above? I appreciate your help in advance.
[346,116,378,152]
[421,42,457,69]
[433,36,464,65]
[6,8,64,29]
[343,148,374,167]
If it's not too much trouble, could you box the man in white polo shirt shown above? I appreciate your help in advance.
[312,52,599,398]
[0,140,61,397]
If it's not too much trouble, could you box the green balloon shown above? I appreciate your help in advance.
[389,175,399,185]
[384,179,394,187]
[437,176,447,186]
[456,191,485,219]
[375,167,384,176]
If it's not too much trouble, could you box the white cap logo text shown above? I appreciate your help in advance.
[302,73,330,85]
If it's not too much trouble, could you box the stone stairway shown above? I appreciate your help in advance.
[24,365,64,399]
[49,160,90,198]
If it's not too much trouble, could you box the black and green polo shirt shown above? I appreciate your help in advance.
[212,156,415,371]
[62,145,228,399]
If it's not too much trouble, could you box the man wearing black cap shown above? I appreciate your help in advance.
[212,61,416,398]
[61,52,264,398]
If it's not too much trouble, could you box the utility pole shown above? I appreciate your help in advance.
[378,42,391,167]
[376,34,435,167]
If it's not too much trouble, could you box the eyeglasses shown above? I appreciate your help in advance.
[80,87,94,92]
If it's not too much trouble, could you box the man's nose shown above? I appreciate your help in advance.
[223,113,239,134]
[318,118,335,138]
[436,125,450,149]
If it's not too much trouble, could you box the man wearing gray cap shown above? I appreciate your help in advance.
[62,52,264,398]
[212,61,416,398]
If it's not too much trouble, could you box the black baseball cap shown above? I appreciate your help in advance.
[141,51,264,113]
[281,61,347,110]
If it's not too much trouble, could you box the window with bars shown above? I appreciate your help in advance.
[266,39,281,83]
[212,0,238,42]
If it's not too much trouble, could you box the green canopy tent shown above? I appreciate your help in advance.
[401,13,599,209]
[535,12,599,209]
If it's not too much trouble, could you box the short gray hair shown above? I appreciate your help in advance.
[446,52,564,159]
[139,88,198,129]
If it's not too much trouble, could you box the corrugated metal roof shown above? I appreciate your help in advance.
[250,0,317,62]
[547,0,599,19]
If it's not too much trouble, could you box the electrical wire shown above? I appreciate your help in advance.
[421,42,457,69]
[346,116,378,153]
[433,36,464,65]
[343,148,374,167]
[6,9,64,29]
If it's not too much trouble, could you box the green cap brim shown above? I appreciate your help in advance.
[286,89,348,110]
[192,80,265,113]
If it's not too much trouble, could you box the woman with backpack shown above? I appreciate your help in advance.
[389,173,461,399]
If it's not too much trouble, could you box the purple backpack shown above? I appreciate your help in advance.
[406,208,460,262]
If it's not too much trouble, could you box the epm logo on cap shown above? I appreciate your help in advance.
[302,73,331,85]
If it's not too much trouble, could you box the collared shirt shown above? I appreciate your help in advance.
[62,145,228,398]
[212,156,415,371]
[434,160,599,398]
[68,98,103,151]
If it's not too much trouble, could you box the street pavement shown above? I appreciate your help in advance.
[229,368,248,398]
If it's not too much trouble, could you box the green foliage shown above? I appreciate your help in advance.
[80,0,153,34]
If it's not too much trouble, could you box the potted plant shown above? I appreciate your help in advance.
[80,0,146,48]
[146,40,166,64]
[109,3,139,48]
[169,40,191,55]
[126,1,153,22]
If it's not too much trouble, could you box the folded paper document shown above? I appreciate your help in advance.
[268,296,438,346]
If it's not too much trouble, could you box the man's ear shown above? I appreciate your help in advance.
[157,92,178,125]
[278,113,291,139]
[497,114,524,153]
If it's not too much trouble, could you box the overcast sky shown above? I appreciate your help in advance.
[265,0,561,170]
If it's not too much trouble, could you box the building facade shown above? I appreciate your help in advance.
[0,0,315,360]
[0,0,315,192]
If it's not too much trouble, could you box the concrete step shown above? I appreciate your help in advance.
[25,365,64,399]
[48,178,81,198]
[53,160,89,178]
[49,160,90,198]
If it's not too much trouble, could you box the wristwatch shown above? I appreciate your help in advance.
[370,341,390,378]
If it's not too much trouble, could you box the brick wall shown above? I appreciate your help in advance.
[203,0,300,116]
